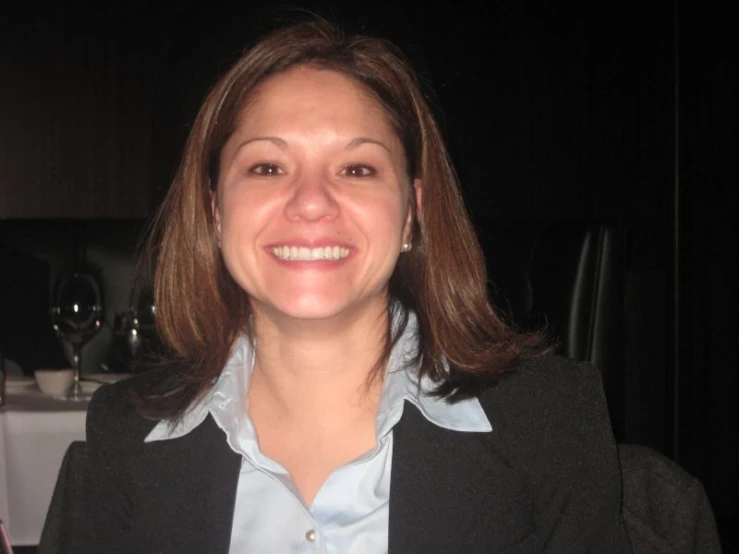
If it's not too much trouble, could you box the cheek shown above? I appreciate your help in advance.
[217,201,260,273]
[218,188,272,235]
[352,187,409,226]
[355,203,406,243]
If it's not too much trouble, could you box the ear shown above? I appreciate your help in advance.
[210,190,221,240]
[403,178,423,242]
[413,178,423,218]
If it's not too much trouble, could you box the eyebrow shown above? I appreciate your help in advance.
[234,136,289,153]
[346,137,392,154]
[234,136,392,154]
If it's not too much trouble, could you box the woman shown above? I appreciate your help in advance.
[85,17,631,553]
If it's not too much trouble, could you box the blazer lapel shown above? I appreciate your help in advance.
[130,415,242,554]
[388,401,536,553]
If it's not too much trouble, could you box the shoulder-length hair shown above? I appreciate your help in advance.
[136,16,547,419]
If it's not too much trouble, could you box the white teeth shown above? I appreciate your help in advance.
[271,245,350,261]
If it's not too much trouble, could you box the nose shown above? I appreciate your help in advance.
[284,174,340,222]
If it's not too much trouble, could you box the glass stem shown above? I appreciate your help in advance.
[71,343,82,397]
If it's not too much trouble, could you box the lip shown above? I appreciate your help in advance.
[264,237,354,249]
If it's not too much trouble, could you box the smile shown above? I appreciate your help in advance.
[271,245,351,261]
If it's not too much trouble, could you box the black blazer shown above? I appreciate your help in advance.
[83,356,632,553]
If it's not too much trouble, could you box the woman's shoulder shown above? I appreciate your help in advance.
[86,373,160,446]
[479,354,607,410]
[476,355,615,465]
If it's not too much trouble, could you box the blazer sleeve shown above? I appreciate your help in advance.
[483,357,632,552]
[83,383,141,553]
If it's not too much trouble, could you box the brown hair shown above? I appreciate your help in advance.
[136,16,548,419]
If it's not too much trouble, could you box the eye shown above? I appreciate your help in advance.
[341,164,376,178]
[249,163,284,177]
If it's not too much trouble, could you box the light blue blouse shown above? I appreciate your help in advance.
[146,313,492,553]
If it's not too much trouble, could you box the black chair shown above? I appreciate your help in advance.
[484,221,627,437]
[528,222,626,437]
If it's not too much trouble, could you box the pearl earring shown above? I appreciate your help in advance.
[401,241,412,253]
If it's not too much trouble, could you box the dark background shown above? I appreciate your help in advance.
[1,0,736,549]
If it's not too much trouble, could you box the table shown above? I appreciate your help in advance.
[0,379,89,546]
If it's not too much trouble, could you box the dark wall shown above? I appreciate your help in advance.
[0,2,157,217]
[675,0,737,543]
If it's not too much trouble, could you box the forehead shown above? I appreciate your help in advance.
[235,66,394,134]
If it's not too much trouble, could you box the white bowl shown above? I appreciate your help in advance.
[84,372,132,385]
[34,369,75,397]
[80,380,103,395]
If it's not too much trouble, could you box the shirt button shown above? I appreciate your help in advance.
[305,529,316,542]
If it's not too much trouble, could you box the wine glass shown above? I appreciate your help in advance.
[114,311,142,358]
[113,284,157,366]
[130,285,157,345]
[50,270,104,400]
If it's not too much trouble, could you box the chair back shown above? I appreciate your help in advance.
[618,444,722,553]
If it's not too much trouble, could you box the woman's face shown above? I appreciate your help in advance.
[214,66,419,325]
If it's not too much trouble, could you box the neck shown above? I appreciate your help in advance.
[247,303,390,430]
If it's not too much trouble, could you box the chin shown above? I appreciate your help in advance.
[252,291,341,320]
[266,293,386,323]
[277,299,351,321]
[251,282,390,323]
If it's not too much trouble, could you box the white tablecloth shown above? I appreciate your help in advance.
[0,381,88,546]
